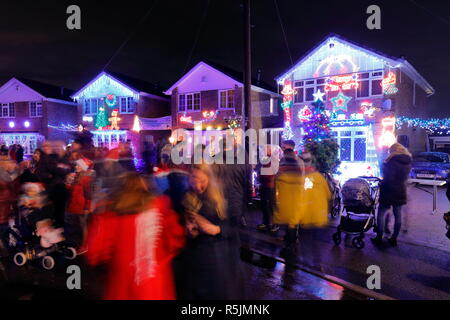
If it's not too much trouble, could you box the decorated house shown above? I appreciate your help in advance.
[275,34,434,180]
[164,61,282,153]
[71,71,171,155]
[0,78,77,154]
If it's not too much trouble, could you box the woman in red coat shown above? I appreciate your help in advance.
[86,172,185,300]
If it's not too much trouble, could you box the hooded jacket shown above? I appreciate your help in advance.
[379,154,412,206]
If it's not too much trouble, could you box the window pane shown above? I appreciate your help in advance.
[354,138,367,161]
[37,103,42,116]
[194,93,200,110]
[357,80,369,97]
[306,80,314,85]
[305,87,315,101]
[179,95,186,111]
[294,87,304,103]
[227,90,234,108]
[128,97,134,113]
[187,94,193,110]
[372,71,383,77]
[340,138,351,161]
[9,103,14,117]
[360,73,370,79]
[294,81,303,87]
[371,79,382,95]
[120,98,127,113]
[220,91,226,108]
[84,100,90,114]
[340,131,352,137]
[316,78,325,84]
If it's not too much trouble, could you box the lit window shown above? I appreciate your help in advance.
[120,97,135,114]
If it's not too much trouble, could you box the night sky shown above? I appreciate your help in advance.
[1,0,449,116]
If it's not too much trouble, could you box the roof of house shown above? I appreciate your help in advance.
[164,61,279,95]
[71,71,168,99]
[275,33,435,95]
[14,78,75,102]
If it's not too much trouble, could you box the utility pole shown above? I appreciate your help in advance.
[243,0,251,130]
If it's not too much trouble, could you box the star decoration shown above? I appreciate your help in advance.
[331,92,351,113]
[313,89,326,102]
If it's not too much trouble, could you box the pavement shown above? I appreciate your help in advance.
[243,183,450,300]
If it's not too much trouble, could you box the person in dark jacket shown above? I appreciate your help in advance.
[372,143,412,247]
[15,145,24,164]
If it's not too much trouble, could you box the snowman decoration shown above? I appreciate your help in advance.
[109,109,121,130]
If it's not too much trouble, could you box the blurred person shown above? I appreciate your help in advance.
[274,141,304,257]
[0,150,20,256]
[118,141,136,172]
[65,157,94,251]
[142,140,157,174]
[372,143,412,247]
[296,151,331,271]
[177,164,239,300]
[15,144,24,164]
[8,145,17,162]
[86,172,185,300]
[257,145,279,233]
[20,148,42,183]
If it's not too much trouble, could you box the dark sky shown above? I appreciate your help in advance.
[1,0,449,116]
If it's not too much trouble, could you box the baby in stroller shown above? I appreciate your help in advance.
[8,183,76,269]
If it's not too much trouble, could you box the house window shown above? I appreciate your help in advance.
[120,97,135,113]
[29,102,43,117]
[293,79,327,103]
[83,98,102,115]
[179,92,201,112]
[1,103,15,118]
[219,90,235,109]
[331,126,368,162]
[357,71,384,98]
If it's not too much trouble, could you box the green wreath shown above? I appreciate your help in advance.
[105,94,117,108]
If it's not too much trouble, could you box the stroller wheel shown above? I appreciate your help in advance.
[63,247,77,260]
[332,232,341,245]
[13,252,27,266]
[352,237,365,249]
[41,256,55,270]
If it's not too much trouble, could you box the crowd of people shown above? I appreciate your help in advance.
[0,131,414,300]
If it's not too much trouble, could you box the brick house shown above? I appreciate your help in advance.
[164,61,282,148]
[71,71,171,154]
[276,34,434,179]
[0,77,77,154]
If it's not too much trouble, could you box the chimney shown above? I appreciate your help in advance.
[256,69,262,86]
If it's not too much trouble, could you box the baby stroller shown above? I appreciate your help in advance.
[6,207,77,270]
[332,177,380,249]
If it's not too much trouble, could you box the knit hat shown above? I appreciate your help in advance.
[75,157,92,171]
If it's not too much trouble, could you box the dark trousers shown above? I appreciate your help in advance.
[376,204,403,239]
[0,223,9,256]
[260,186,275,225]
[64,212,88,248]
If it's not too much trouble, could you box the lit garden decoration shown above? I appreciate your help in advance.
[104,94,117,108]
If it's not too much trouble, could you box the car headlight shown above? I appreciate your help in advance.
[436,170,450,179]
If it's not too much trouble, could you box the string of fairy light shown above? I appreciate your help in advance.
[396,117,450,135]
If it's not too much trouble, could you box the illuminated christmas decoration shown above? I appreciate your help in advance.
[132,115,141,132]
[72,73,139,101]
[24,121,30,128]
[108,109,121,130]
[302,94,331,143]
[281,80,297,140]
[360,102,380,118]
[82,116,93,122]
[313,89,326,102]
[331,92,351,113]
[304,177,314,190]
[48,124,78,131]
[325,74,359,92]
[314,55,359,77]
[298,106,313,122]
[226,118,241,130]
[381,72,398,95]
[95,106,108,130]
[105,94,117,108]
[330,119,365,127]
[202,110,216,121]
[396,116,450,135]
[350,113,364,120]
[379,117,396,148]
[180,115,193,123]
[9,121,14,128]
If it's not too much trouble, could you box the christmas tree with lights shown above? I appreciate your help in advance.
[302,91,332,143]
[95,106,109,130]
[302,90,340,173]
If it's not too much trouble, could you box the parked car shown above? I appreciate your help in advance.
[410,152,450,182]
